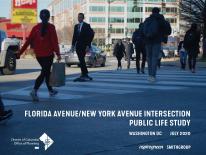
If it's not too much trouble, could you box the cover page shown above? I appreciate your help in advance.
[0,0,206,155]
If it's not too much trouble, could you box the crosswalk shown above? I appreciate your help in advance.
[2,67,206,106]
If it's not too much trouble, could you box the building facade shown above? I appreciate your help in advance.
[48,0,82,44]
[48,0,180,46]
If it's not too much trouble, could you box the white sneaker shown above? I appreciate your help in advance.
[30,90,39,102]
[150,76,156,83]
[148,76,156,83]
[147,76,152,81]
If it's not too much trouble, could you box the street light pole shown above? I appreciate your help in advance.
[107,0,111,46]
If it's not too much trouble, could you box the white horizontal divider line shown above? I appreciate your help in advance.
[87,74,206,82]
[65,81,184,90]
[56,86,141,94]
[3,99,30,106]
[4,90,83,100]
[93,70,206,75]
[88,73,206,79]
[81,78,206,87]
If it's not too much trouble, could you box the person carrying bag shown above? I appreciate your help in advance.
[17,9,61,102]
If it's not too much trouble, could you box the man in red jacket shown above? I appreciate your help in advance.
[17,9,61,102]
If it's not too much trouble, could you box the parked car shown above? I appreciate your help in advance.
[162,46,178,58]
[0,30,20,75]
[59,44,71,55]
[65,45,106,67]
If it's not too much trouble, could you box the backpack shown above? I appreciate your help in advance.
[163,20,172,36]
[132,29,144,46]
[143,17,159,39]
[183,31,196,49]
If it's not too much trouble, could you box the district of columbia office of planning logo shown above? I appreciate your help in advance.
[39,133,54,151]
[10,133,54,151]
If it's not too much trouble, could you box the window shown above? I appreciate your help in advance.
[89,6,105,12]
[166,18,177,24]
[166,7,177,13]
[127,18,142,23]
[128,6,143,12]
[111,28,124,34]
[89,0,105,2]
[89,17,106,23]
[110,6,124,12]
[110,17,124,23]
[93,28,105,33]
[145,7,155,12]
[166,0,176,2]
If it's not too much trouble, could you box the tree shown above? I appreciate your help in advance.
[180,0,206,58]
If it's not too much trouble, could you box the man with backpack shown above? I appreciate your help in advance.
[132,23,146,74]
[183,23,200,73]
[143,7,171,82]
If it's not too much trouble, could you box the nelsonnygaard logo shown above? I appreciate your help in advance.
[39,133,54,151]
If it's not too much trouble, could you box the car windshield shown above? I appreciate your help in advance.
[0,31,7,41]
[0,30,7,50]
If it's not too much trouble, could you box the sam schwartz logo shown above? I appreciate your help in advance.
[39,133,54,151]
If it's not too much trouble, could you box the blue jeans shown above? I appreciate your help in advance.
[146,43,161,77]
[179,51,187,69]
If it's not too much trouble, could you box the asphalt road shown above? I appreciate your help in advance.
[0,57,206,155]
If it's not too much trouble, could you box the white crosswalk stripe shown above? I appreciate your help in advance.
[3,99,31,106]
[2,68,206,106]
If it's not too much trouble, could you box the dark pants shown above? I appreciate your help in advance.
[0,95,5,113]
[157,58,162,68]
[76,47,88,76]
[136,47,146,71]
[180,51,187,69]
[117,58,122,68]
[145,43,161,77]
[188,52,197,70]
[34,55,54,91]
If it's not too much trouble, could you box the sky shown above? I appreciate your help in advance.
[0,0,52,18]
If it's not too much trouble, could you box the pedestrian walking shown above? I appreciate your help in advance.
[178,40,187,70]
[125,38,134,69]
[157,46,165,69]
[71,13,94,82]
[132,23,146,74]
[17,9,61,102]
[183,23,200,73]
[113,39,125,70]
[143,7,171,82]
[0,94,13,123]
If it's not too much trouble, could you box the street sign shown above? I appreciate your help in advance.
[11,0,37,24]
[13,0,37,9]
